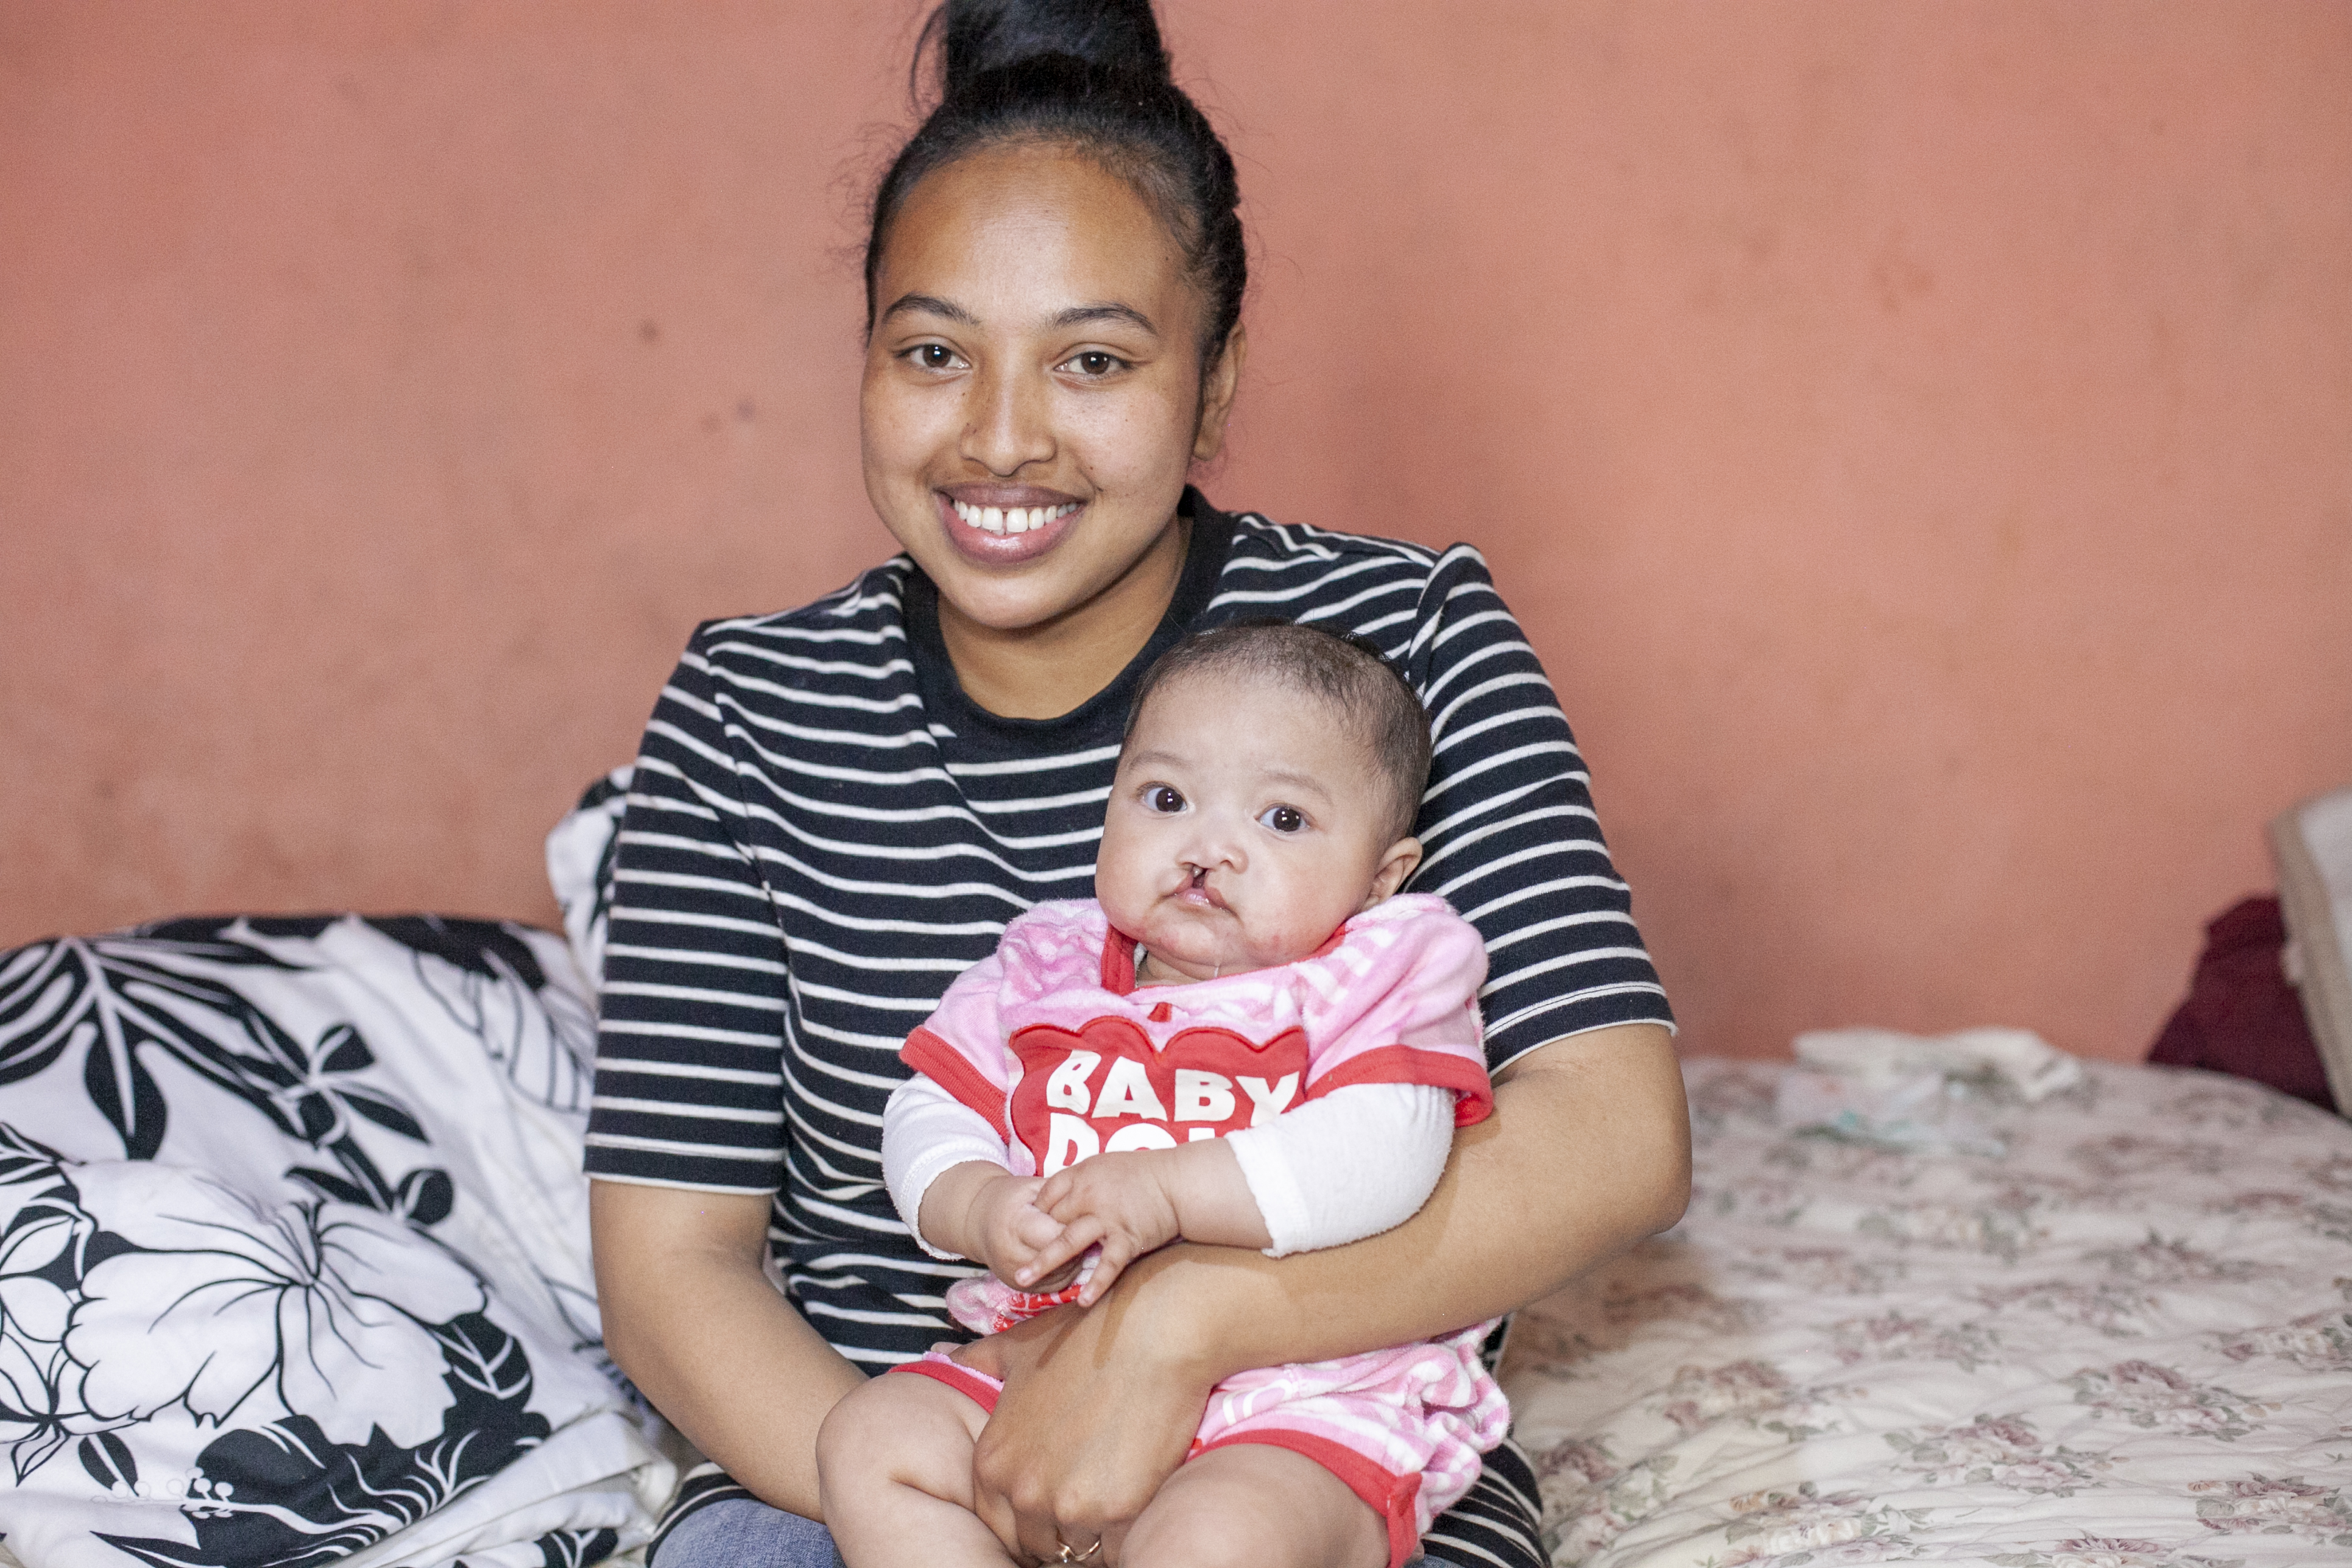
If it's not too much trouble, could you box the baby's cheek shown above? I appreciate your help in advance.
[1246,880,1338,964]
[1092,847,1153,934]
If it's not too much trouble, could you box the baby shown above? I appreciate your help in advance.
[817,623,1510,1568]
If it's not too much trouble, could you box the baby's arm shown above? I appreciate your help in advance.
[1028,1081,1457,1302]
[886,1072,1461,1299]
[882,1075,1072,1287]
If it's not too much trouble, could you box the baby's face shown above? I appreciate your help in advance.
[1097,669,1420,983]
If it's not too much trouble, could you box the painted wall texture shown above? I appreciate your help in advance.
[3,2,2347,1060]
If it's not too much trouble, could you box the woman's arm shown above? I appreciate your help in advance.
[957,1019,1688,1561]
[590,1180,867,1517]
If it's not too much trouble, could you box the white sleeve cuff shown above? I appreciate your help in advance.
[1222,1081,1454,1257]
[882,1075,1012,1260]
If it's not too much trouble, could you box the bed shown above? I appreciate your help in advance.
[1501,1058,2352,1566]
[4,783,2348,1568]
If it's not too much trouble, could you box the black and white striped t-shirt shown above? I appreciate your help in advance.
[585,493,1673,1367]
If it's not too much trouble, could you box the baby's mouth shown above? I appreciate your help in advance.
[1175,868,1229,911]
[950,498,1081,536]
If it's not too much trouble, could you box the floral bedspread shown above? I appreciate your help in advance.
[0,917,671,1568]
[1499,1059,2352,1568]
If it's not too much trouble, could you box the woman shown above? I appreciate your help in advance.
[586,3,1689,1564]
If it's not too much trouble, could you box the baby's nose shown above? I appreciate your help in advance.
[1177,814,1247,871]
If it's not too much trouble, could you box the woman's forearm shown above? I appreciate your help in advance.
[1101,1021,1689,1380]
[590,1180,866,1517]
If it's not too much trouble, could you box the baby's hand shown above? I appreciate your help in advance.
[961,1172,1080,1290]
[1023,1151,1184,1304]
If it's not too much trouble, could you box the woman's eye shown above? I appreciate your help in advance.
[1062,350,1125,378]
[1144,785,1185,814]
[1259,805,1306,834]
[906,344,962,371]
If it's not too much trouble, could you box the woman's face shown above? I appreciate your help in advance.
[861,143,1238,637]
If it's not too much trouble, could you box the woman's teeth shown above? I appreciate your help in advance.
[951,499,1079,535]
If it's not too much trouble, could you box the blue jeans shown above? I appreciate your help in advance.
[651,1497,845,1568]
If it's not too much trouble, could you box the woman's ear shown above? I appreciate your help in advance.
[1191,324,1248,461]
[1361,835,1424,909]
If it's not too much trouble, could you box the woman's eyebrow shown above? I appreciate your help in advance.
[879,292,976,326]
[1052,302,1156,335]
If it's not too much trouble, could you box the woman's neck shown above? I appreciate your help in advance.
[938,515,1191,720]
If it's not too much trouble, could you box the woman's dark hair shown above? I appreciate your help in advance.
[864,0,1246,373]
[1124,622,1434,843]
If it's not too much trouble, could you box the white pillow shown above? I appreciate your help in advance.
[545,765,632,999]
[2272,783,2352,1116]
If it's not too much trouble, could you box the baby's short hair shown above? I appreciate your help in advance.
[1124,621,1433,842]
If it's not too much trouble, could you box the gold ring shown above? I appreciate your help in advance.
[1055,1541,1101,1564]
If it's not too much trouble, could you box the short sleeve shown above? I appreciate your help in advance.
[585,629,793,1193]
[1300,899,1494,1125]
[899,951,1014,1141]
[1395,548,1676,1070]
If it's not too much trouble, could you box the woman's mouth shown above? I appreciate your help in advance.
[934,491,1084,565]
[951,499,1079,535]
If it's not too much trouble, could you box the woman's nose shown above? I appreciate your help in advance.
[960,362,1054,476]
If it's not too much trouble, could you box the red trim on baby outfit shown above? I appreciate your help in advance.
[900,1026,1011,1140]
[889,1352,1003,1411]
[1311,1045,1496,1125]
[1100,928,1139,994]
[1191,1429,1424,1568]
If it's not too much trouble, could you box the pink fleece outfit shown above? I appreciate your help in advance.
[892,894,1513,1567]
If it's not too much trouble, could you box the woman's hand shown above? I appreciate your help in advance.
[955,1254,1217,1565]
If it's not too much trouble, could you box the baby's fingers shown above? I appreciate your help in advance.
[1025,1252,1082,1291]
[1008,1202,1065,1252]
[1033,1167,1087,1217]
[1075,1235,1136,1306]
[1014,1216,1103,1288]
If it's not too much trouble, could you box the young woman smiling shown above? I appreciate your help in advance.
[585,4,1689,1565]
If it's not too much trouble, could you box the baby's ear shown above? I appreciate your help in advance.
[1361,836,1424,909]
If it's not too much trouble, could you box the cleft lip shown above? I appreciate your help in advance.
[1176,868,1231,911]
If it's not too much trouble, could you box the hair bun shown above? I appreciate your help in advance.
[930,0,1171,97]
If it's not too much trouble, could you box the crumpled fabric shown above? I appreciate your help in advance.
[1773,1025,2083,1156]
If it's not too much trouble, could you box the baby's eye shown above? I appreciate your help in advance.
[904,343,964,371]
[1060,350,1128,378]
[1143,785,1185,814]
[1258,804,1307,835]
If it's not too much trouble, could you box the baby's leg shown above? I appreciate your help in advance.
[816,1369,1010,1568]
[1120,1443,1391,1568]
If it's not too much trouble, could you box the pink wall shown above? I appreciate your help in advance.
[4,2,2347,1061]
